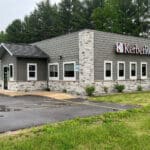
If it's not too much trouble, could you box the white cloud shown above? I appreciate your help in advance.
[0,0,60,31]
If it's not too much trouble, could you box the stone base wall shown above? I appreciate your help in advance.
[8,81,47,91]
[2,79,150,95]
[48,80,150,95]
[48,81,85,95]
[94,80,150,95]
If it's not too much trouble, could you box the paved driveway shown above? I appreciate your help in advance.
[0,95,135,133]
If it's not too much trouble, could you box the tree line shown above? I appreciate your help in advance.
[0,0,149,43]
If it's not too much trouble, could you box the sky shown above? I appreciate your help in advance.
[0,0,60,31]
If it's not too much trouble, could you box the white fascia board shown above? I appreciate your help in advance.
[1,43,13,56]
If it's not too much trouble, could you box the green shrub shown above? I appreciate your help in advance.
[45,88,51,91]
[63,89,67,93]
[24,88,28,92]
[103,86,108,93]
[115,84,125,93]
[85,85,95,96]
[137,85,143,91]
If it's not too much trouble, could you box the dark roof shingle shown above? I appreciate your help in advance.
[1,43,49,58]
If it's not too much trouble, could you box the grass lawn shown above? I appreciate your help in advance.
[0,92,150,150]
[90,91,150,106]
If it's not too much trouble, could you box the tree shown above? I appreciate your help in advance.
[92,0,137,35]
[3,0,149,44]
[59,0,87,33]
[59,0,72,33]
[22,0,60,43]
[36,0,60,39]
[132,0,150,37]
[22,10,41,43]
[92,1,120,33]
[70,0,87,31]
[117,0,136,35]
[0,31,7,42]
[82,0,105,29]
[6,19,24,43]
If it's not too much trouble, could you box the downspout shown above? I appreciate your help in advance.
[47,58,49,90]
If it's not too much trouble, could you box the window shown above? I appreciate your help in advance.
[130,62,137,80]
[9,64,14,81]
[27,63,37,81]
[117,61,125,80]
[141,62,147,79]
[63,61,76,81]
[104,61,113,80]
[49,63,59,80]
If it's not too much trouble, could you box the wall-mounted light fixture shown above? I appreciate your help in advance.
[59,55,63,60]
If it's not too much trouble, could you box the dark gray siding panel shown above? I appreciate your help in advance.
[1,51,17,80]
[17,58,47,81]
[33,32,79,80]
[94,31,150,80]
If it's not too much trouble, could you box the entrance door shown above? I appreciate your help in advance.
[4,67,8,90]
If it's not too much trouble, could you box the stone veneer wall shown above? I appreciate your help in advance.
[48,81,85,95]
[8,81,47,91]
[48,79,150,95]
[94,80,150,95]
[79,30,94,85]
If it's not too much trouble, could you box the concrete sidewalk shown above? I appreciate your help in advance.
[0,90,76,100]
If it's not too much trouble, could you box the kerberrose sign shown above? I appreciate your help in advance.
[116,42,150,55]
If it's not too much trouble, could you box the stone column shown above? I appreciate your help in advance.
[79,30,94,86]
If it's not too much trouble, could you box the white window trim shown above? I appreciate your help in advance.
[117,61,125,80]
[9,64,14,81]
[141,62,147,79]
[104,61,113,80]
[130,62,137,80]
[27,63,37,81]
[63,61,76,81]
[48,63,59,80]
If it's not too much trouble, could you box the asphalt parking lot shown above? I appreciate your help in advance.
[0,95,135,133]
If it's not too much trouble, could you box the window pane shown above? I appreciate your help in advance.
[119,70,124,77]
[50,72,58,77]
[142,64,146,76]
[106,63,111,77]
[64,63,74,77]
[29,72,35,77]
[119,63,124,77]
[106,63,111,70]
[119,63,124,70]
[50,65,58,77]
[29,65,35,71]
[65,64,74,71]
[10,65,13,78]
[65,71,74,77]
[131,64,136,76]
